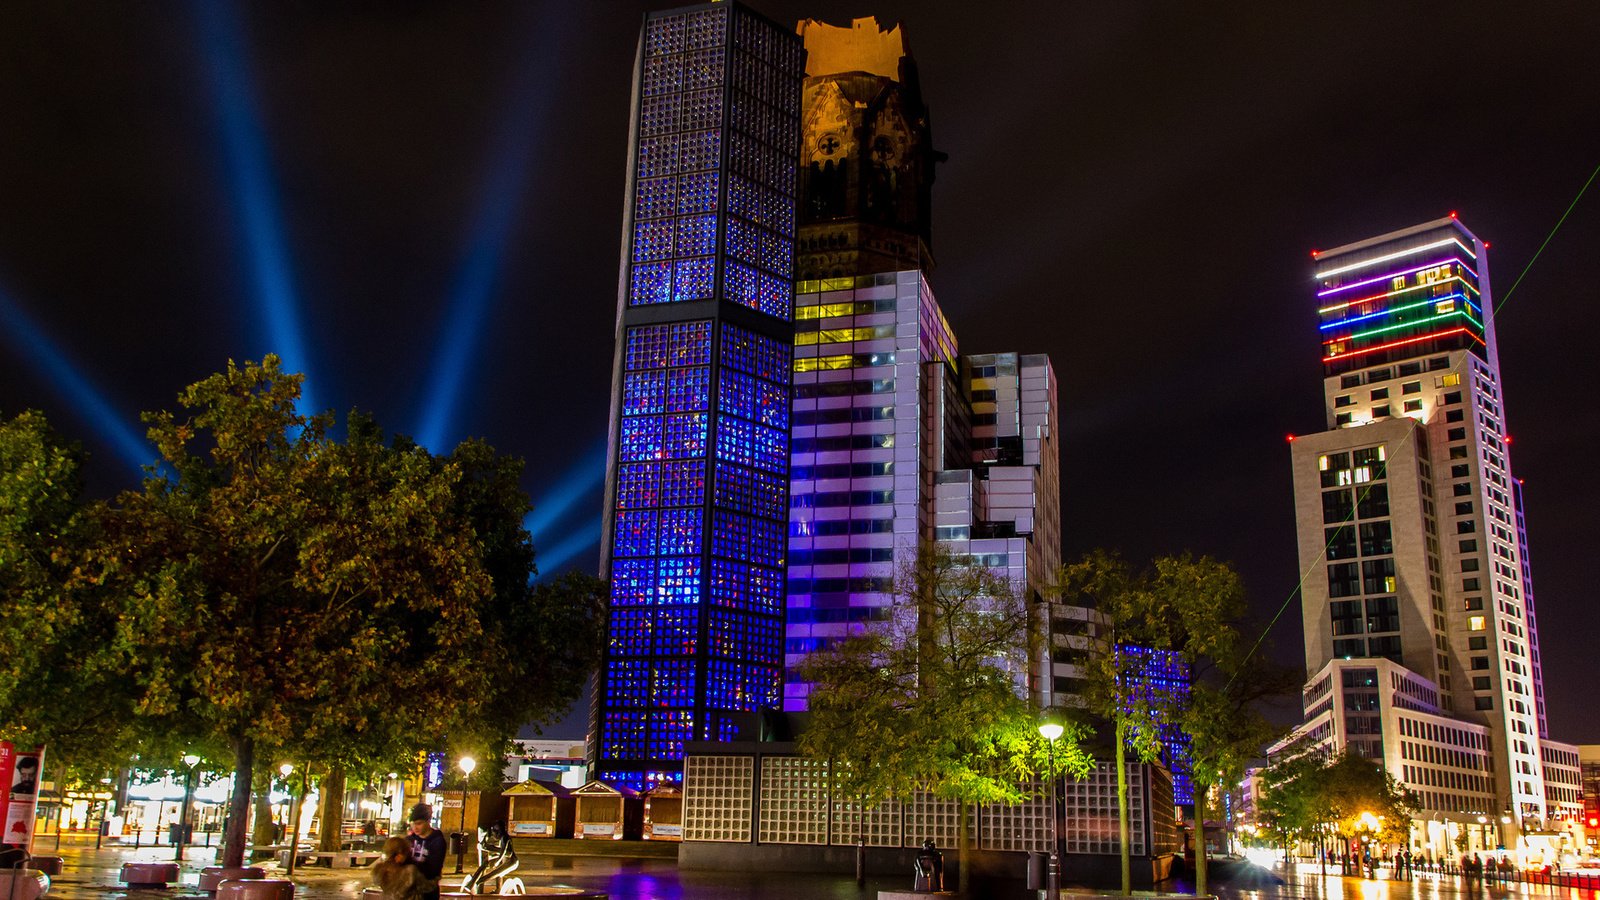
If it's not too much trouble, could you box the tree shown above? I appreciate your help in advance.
[1256,748,1417,871]
[1056,551,1261,895]
[798,544,1092,893]
[1179,658,1295,895]
[91,357,602,868]
[0,410,139,778]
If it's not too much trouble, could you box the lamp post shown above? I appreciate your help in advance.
[175,754,200,862]
[454,756,476,875]
[1498,810,1511,851]
[282,763,304,877]
[1039,722,1064,900]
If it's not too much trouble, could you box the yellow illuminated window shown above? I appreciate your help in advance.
[1436,299,1457,314]
[795,302,857,320]
[1384,577,1396,592]
[1319,455,1330,471]
[1469,616,1485,631]
[1441,373,1461,387]
[793,355,854,373]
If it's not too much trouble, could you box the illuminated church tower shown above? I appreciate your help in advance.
[590,2,805,790]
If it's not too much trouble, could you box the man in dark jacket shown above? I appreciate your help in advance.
[406,804,448,900]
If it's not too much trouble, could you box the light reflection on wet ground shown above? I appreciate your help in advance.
[28,845,1600,900]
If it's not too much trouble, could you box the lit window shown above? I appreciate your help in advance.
[1469,616,1486,631]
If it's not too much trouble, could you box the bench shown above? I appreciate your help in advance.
[121,862,180,887]
[28,857,62,876]
[216,879,295,900]
[0,870,49,900]
[199,866,267,892]
[312,850,383,868]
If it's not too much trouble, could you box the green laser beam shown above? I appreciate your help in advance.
[1234,163,1598,686]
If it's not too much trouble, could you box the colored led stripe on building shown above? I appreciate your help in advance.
[1329,307,1484,346]
[1317,275,1481,315]
[1319,292,1481,331]
[1323,326,1483,362]
[1316,257,1477,298]
[1314,237,1477,279]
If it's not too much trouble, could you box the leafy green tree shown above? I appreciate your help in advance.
[1179,657,1295,895]
[798,544,1092,893]
[1056,551,1259,895]
[1256,748,1417,870]
[91,357,601,868]
[0,410,139,778]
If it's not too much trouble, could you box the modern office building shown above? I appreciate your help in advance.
[590,2,806,790]
[1281,215,1580,850]
[782,17,1064,714]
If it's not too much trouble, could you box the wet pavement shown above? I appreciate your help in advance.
[15,843,1600,900]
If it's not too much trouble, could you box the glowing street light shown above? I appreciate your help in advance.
[175,754,201,862]
[1038,721,1064,900]
[454,756,477,874]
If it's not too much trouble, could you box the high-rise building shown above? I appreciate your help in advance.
[1280,215,1580,849]
[590,2,806,790]
[782,18,1062,714]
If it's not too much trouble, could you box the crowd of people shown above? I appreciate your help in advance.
[1321,846,1523,882]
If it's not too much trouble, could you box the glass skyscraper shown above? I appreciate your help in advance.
[590,2,805,791]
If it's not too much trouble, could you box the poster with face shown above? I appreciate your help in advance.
[2,744,44,850]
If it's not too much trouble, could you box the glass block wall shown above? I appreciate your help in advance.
[595,2,804,791]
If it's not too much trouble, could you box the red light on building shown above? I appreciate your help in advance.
[1286,434,1297,443]
[1310,250,1320,258]
[1504,434,1513,444]
[1450,210,1458,219]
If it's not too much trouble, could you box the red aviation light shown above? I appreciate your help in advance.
[1286,434,1297,443]
[1450,210,1458,219]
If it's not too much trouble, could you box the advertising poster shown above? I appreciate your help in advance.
[2,743,45,851]
[0,742,13,842]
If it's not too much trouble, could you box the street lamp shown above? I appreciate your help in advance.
[1038,721,1064,900]
[454,756,476,874]
[282,763,306,877]
[175,754,201,862]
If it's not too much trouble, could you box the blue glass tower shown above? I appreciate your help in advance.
[590,2,805,790]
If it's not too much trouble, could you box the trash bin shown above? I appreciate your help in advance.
[450,832,467,855]
[168,823,193,845]
[1026,851,1046,890]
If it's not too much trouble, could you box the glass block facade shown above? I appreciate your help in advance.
[594,2,804,791]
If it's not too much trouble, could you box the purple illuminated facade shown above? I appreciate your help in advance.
[590,2,805,790]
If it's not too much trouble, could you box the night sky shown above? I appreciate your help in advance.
[2,3,1596,743]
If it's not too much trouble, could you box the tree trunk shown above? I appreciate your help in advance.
[855,792,866,887]
[250,765,276,860]
[1116,721,1131,896]
[1194,780,1208,897]
[317,766,347,852]
[223,735,254,869]
[957,799,970,896]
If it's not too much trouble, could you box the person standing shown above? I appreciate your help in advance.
[372,836,430,900]
[406,805,447,900]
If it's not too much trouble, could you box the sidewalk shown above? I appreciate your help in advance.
[21,843,917,900]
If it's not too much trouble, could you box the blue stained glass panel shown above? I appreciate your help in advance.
[616,462,659,509]
[675,214,718,258]
[715,416,752,468]
[613,508,657,558]
[676,172,719,215]
[658,507,703,556]
[660,460,705,506]
[668,321,712,365]
[672,258,714,302]
[656,556,701,605]
[619,415,663,462]
[681,88,722,132]
[680,129,721,170]
[725,260,759,311]
[755,379,788,428]
[637,135,681,179]
[625,324,669,370]
[612,558,656,604]
[654,608,699,655]
[622,370,667,416]
[632,219,674,262]
[611,660,650,705]
[717,369,756,420]
[652,659,697,707]
[665,366,710,412]
[663,412,707,458]
[752,423,786,473]
[636,176,677,220]
[630,263,672,306]
[757,270,791,319]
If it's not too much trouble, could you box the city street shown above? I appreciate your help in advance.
[18,845,1600,900]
